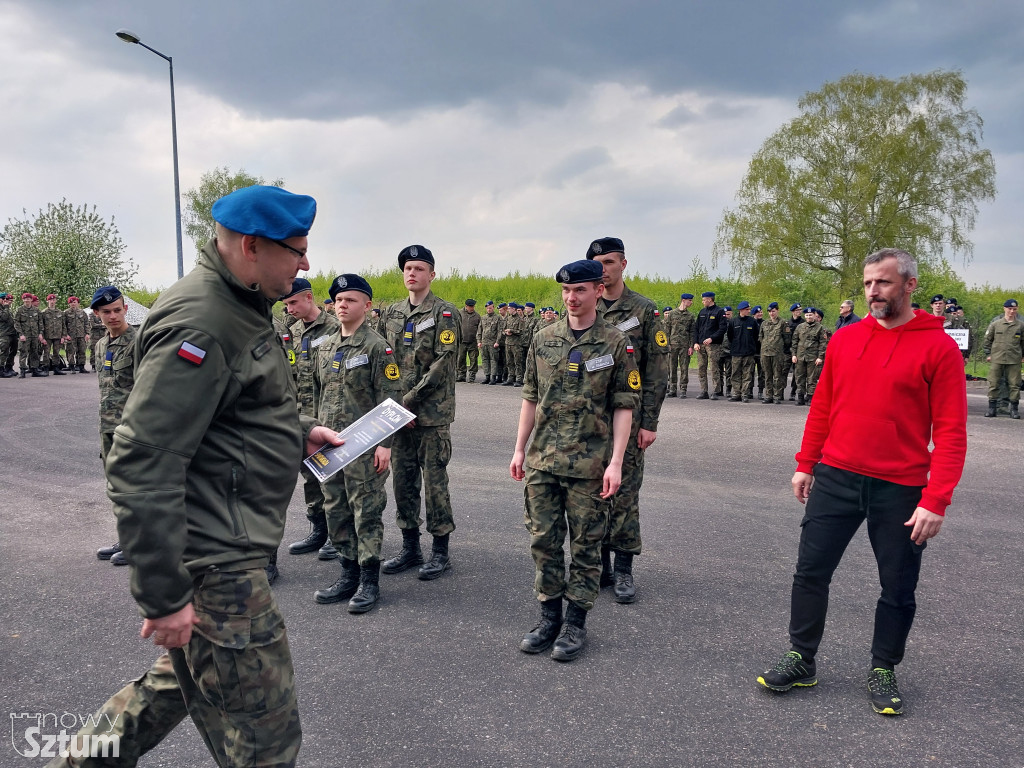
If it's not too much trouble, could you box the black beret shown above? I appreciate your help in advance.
[330,273,373,300]
[556,260,604,284]
[283,278,312,299]
[398,245,434,269]
[90,286,123,310]
[465,299,476,306]
[586,237,625,259]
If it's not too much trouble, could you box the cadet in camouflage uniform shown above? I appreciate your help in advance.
[520,303,539,379]
[983,299,1023,419]
[665,293,695,397]
[87,310,105,371]
[311,274,404,612]
[587,237,668,603]
[41,293,68,374]
[791,307,828,405]
[456,298,482,382]
[504,303,526,386]
[0,292,18,377]
[495,302,510,383]
[14,292,45,377]
[50,186,334,768]
[759,302,787,403]
[511,259,639,662]
[477,300,501,384]
[380,245,460,581]
[808,308,831,393]
[92,286,137,567]
[719,306,734,396]
[63,296,90,373]
[783,303,805,400]
[282,277,340,571]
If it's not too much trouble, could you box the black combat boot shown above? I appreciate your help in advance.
[288,513,328,555]
[1011,403,1020,420]
[418,533,451,580]
[51,364,65,376]
[19,368,26,378]
[985,400,997,417]
[481,376,491,385]
[806,394,813,406]
[32,367,47,377]
[797,393,805,406]
[78,364,87,373]
[318,542,339,560]
[613,552,636,604]
[96,542,121,560]
[519,597,563,654]
[347,562,381,614]
[314,558,360,603]
[599,544,614,588]
[264,549,280,584]
[503,377,516,386]
[456,374,466,383]
[551,602,588,662]
[381,528,423,574]
[110,550,128,566]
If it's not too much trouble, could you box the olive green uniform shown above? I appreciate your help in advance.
[64,307,90,369]
[88,312,105,370]
[983,317,1024,404]
[41,306,67,368]
[477,311,502,380]
[456,308,481,382]
[96,325,137,459]
[665,307,695,396]
[791,321,828,398]
[14,304,43,373]
[0,302,17,371]
[758,314,787,402]
[505,312,526,384]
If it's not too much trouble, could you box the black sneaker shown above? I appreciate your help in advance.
[867,668,904,715]
[757,651,817,692]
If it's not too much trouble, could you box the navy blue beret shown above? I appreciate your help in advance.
[556,260,604,284]
[737,301,750,310]
[465,298,476,306]
[398,245,434,269]
[701,291,715,298]
[90,285,123,309]
[1005,298,1019,308]
[663,306,672,313]
[944,306,955,314]
[814,308,824,318]
[284,278,312,299]
[324,298,333,304]
[586,237,625,259]
[790,303,802,311]
[724,306,732,312]
[681,293,694,300]
[525,302,535,308]
[768,302,779,310]
[929,294,944,303]
[330,273,373,300]
[498,302,508,308]
[211,185,316,239]
[485,300,494,306]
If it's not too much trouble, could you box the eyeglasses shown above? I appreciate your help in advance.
[269,239,307,259]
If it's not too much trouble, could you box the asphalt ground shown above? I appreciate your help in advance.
[0,370,1021,768]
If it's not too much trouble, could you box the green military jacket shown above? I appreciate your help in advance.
[783,316,803,354]
[292,308,339,416]
[312,323,404,454]
[41,307,65,339]
[520,313,539,349]
[13,305,41,338]
[382,290,460,426]
[983,317,1024,364]
[505,312,525,345]
[477,311,501,345]
[0,304,15,336]
[595,285,668,433]
[792,321,828,361]
[64,307,89,338]
[759,314,787,356]
[459,308,481,346]
[496,311,509,347]
[89,312,105,342]
[96,324,137,434]
[523,316,640,479]
[106,239,314,619]
[666,308,695,349]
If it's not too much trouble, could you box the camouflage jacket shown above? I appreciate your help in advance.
[477,312,502,345]
[459,309,481,346]
[96,325,137,434]
[382,290,460,426]
[666,308,695,349]
[595,285,668,433]
[520,313,539,349]
[292,309,339,416]
[13,305,41,338]
[758,314,787,356]
[783,316,803,353]
[89,312,106,341]
[312,323,404,447]
[792,321,828,361]
[41,307,66,338]
[0,304,15,336]
[505,312,525,345]
[496,312,509,346]
[983,317,1024,363]
[64,307,89,338]
[523,316,640,479]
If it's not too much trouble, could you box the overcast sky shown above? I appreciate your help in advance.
[1,0,1021,291]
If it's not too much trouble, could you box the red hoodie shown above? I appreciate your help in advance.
[795,310,967,515]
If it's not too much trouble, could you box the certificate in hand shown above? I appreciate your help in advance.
[304,398,416,482]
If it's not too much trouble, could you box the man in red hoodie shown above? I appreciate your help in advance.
[757,248,967,716]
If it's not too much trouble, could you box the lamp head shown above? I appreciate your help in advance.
[115,29,141,44]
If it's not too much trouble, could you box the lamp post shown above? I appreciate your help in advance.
[116,29,184,280]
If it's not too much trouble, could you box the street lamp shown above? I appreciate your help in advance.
[115,29,185,280]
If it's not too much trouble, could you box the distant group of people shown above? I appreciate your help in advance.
[0,291,105,378]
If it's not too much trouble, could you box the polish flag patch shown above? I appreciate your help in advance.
[385,347,393,354]
[177,341,207,366]
[442,310,452,318]
[626,344,635,355]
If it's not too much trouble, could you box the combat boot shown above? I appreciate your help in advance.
[110,550,129,566]
[551,602,588,662]
[456,374,466,382]
[288,513,328,555]
[797,393,805,406]
[1,367,15,378]
[985,400,997,417]
[51,364,65,376]
[96,542,121,560]
[1011,403,1020,420]
[318,542,339,560]
[264,549,279,584]
[503,377,516,386]
[468,373,476,383]
[78,364,87,373]
[19,368,26,378]
[418,533,451,580]
[513,379,523,387]
[315,558,360,603]
[519,597,563,654]
[381,528,423,574]
[481,376,491,385]
[32,367,46,377]
[599,544,614,588]
[613,552,636,604]
[347,562,380,613]
[806,394,813,406]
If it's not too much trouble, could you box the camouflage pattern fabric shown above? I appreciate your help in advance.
[665,307,695,395]
[95,326,137,434]
[730,355,755,398]
[322,454,388,564]
[391,425,454,535]
[761,354,787,401]
[88,313,105,369]
[477,311,502,379]
[695,343,723,395]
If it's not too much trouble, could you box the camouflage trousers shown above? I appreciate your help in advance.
[987,363,1021,403]
[0,332,16,368]
[524,468,610,611]
[392,424,455,536]
[717,354,732,393]
[480,343,499,379]
[50,569,301,768]
[761,354,788,401]
[730,355,755,398]
[667,347,691,394]
[18,336,40,371]
[323,452,388,565]
[66,336,87,367]
[495,344,508,381]
[793,360,822,396]
[508,344,526,383]
[299,465,326,523]
[604,438,644,555]
[753,354,765,393]
[456,342,479,381]
[89,336,103,369]
[43,337,65,367]
[695,344,723,394]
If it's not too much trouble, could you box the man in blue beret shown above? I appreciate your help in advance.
[61,185,341,768]
[511,259,639,660]
[664,293,696,397]
[982,299,1022,418]
[504,302,527,386]
[759,302,787,403]
[457,298,482,383]
[692,291,727,399]
[478,299,501,384]
[783,303,806,400]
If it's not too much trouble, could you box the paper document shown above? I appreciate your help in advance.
[303,398,416,482]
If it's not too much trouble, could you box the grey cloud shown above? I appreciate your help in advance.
[541,146,611,188]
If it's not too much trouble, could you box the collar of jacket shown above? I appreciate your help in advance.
[200,239,273,319]
[335,323,369,347]
[552,314,609,344]
[398,290,438,317]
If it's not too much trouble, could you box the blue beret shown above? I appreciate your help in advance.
[701,291,715,298]
[768,302,779,310]
[1005,298,1019,308]
[330,273,372,300]
[586,237,625,258]
[790,303,802,312]
[814,308,824,318]
[525,302,535,308]
[398,245,434,269]
[724,306,732,312]
[485,300,494,306]
[284,278,312,299]
[324,298,334,304]
[681,293,694,300]
[664,306,672,313]
[556,260,604,284]
[465,298,477,306]
[737,301,750,310]
[945,297,957,305]
[90,285,123,309]
[930,294,944,303]
[211,185,316,239]
[753,305,762,313]
[498,302,508,308]
[944,306,955,314]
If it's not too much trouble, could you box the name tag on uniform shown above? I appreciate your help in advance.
[311,334,330,349]
[585,354,614,372]
[416,317,435,332]
[616,317,640,333]
[345,354,369,369]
